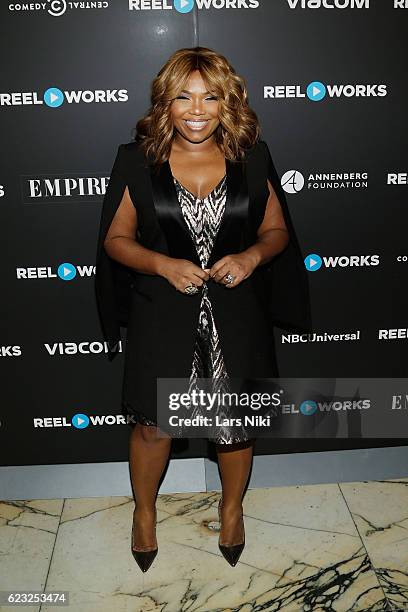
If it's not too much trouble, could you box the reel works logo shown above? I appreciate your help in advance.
[9,1,109,17]
[304,253,380,272]
[0,87,128,108]
[129,0,259,11]
[16,263,95,281]
[33,412,134,428]
[264,81,387,101]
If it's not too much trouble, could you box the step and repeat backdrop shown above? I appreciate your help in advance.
[1,0,407,466]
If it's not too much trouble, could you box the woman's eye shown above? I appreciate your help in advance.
[206,96,218,101]
[176,96,189,100]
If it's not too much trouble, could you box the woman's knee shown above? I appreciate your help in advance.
[135,423,171,443]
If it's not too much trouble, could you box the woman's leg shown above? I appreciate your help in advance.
[129,423,172,549]
[215,440,255,544]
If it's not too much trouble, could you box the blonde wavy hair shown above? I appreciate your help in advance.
[135,46,260,164]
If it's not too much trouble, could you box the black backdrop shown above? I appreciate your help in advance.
[1,0,407,466]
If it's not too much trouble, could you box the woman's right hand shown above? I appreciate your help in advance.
[159,257,210,294]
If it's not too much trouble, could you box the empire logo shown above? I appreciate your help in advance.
[22,174,109,204]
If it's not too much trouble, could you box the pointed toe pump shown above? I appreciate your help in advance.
[131,507,158,573]
[218,496,245,567]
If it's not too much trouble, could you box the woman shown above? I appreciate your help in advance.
[95,47,312,572]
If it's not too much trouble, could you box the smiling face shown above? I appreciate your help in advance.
[170,69,220,145]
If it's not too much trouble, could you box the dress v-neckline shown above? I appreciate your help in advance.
[172,173,227,201]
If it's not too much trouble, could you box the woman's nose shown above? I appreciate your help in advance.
[189,97,205,114]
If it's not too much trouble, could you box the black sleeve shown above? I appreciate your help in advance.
[94,144,132,360]
[260,140,313,333]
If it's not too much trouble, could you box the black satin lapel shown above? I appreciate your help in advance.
[208,157,249,267]
[149,160,201,266]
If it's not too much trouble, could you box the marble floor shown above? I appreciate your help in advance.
[0,479,407,612]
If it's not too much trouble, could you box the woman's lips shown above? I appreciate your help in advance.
[184,119,209,131]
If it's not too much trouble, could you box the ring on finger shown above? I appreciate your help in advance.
[225,273,235,285]
[184,283,198,295]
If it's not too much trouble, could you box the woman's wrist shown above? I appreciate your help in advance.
[152,252,172,278]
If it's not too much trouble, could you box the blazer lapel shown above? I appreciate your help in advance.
[149,158,201,266]
[149,153,249,269]
[207,157,248,268]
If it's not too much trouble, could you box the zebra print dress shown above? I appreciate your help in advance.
[131,173,251,444]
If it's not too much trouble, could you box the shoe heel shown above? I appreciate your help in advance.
[218,497,245,567]
[131,507,158,573]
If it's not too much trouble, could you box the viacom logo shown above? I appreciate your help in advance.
[16,263,95,280]
[33,413,134,428]
[281,170,368,193]
[287,0,369,8]
[264,81,387,101]
[305,253,380,271]
[129,0,259,11]
[0,87,128,108]
[9,1,109,17]
[44,341,123,355]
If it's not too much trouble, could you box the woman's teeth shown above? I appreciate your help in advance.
[185,120,209,130]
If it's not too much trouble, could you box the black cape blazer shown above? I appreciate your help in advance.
[94,139,312,365]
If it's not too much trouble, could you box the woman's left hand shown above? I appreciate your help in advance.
[206,252,259,288]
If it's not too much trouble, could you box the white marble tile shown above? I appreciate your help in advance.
[42,489,386,611]
[340,478,408,611]
[0,499,63,612]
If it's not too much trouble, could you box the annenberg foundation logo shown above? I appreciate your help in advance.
[287,0,369,7]
[264,81,387,101]
[304,253,380,271]
[9,1,109,17]
[281,169,368,193]
[0,87,128,108]
[129,0,259,11]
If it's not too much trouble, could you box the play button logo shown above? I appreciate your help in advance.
[305,253,322,271]
[300,400,317,416]
[72,413,90,429]
[306,81,326,102]
[43,87,64,108]
[174,0,194,12]
[57,262,77,281]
